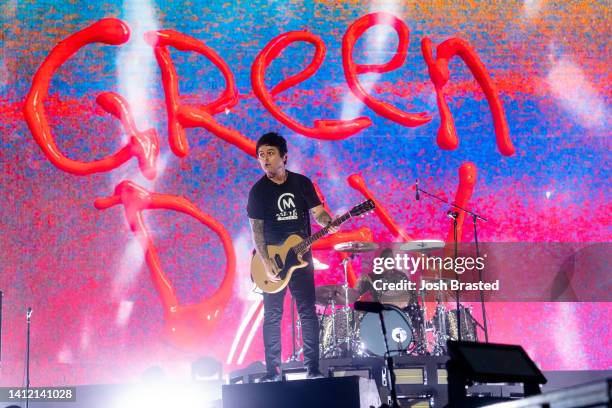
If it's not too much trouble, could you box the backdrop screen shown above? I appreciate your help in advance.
[0,0,610,385]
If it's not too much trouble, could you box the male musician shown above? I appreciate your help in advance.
[247,132,337,381]
[356,248,416,308]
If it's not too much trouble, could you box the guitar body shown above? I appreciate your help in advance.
[251,234,309,293]
[249,200,375,293]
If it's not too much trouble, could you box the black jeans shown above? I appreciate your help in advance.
[262,253,319,374]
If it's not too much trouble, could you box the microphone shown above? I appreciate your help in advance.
[26,307,32,320]
[447,210,459,219]
[354,301,388,313]
[415,180,420,201]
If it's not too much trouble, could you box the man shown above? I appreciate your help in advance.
[247,132,337,381]
[355,248,417,309]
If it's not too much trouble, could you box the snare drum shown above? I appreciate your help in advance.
[357,307,414,356]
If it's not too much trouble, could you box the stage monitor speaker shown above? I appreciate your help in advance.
[222,376,380,408]
[447,341,547,407]
[331,369,371,381]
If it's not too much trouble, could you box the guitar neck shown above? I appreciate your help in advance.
[294,211,351,254]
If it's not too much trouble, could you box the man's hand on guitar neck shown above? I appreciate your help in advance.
[311,205,340,234]
[327,216,341,234]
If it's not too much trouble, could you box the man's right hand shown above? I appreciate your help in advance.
[264,258,281,282]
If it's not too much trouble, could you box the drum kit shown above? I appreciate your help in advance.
[290,240,480,361]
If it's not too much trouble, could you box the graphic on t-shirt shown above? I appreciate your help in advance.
[276,193,298,221]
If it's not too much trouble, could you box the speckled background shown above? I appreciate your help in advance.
[0,0,610,385]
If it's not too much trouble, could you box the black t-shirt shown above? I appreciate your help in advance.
[247,170,322,245]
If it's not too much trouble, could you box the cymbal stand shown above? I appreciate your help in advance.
[329,298,339,357]
[25,307,32,408]
[432,302,448,356]
[419,289,432,354]
[472,213,489,342]
[415,182,490,343]
[410,300,428,355]
[340,255,356,356]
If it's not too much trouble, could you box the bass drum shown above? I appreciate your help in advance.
[358,307,414,357]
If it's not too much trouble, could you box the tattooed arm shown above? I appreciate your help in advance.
[249,218,279,281]
[249,218,269,260]
[310,205,339,233]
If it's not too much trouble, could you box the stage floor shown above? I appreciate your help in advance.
[2,367,610,408]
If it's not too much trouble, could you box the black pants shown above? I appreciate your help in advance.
[262,254,319,374]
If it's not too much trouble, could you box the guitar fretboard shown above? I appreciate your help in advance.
[293,211,351,254]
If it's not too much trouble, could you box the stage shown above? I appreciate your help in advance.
[1,362,610,408]
[0,0,609,407]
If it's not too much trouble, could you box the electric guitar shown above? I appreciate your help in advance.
[251,200,375,293]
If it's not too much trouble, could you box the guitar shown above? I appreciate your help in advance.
[251,200,375,293]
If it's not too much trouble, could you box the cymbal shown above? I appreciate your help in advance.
[333,241,379,253]
[312,257,329,271]
[399,239,445,252]
[315,285,360,305]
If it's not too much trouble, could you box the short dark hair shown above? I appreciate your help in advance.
[256,132,287,156]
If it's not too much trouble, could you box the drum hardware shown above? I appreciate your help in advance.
[398,239,445,252]
[333,241,379,253]
[318,298,337,357]
[318,242,379,359]
[340,256,354,355]
[313,234,488,359]
[316,285,359,358]
[431,304,479,355]
[358,306,415,357]
[432,302,449,356]
[446,306,478,342]
[319,305,360,358]
[315,285,359,306]
[418,275,457,355]
[405,301,427,355]
[354,301,402,408]
[333,242,378,358]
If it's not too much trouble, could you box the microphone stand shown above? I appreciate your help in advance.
[378,312,400,408]
[0,291,3,366]
[415,182,489,343]
[355,302,400,408]
[341,254,356,357]
[448,211,461,342]
[472,213,488,342]
[25,307,32,408]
